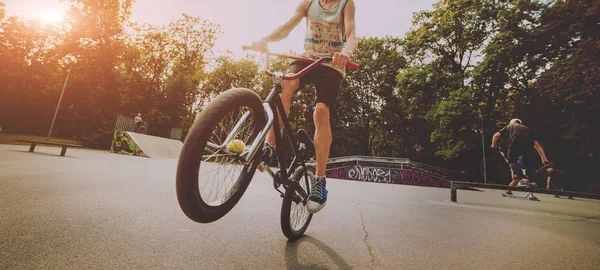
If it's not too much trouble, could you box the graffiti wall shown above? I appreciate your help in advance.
[326,165,450,188]
[110,130,148,158]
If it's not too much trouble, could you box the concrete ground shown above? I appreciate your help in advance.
[1,144,599,269]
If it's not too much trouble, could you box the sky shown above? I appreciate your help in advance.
[4,0,437,56]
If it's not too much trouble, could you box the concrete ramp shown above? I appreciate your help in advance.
[325,156,474,189]
[126,132,183,158]
[110,131,182,158]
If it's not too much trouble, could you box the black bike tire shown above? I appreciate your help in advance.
[176,88,266,223]
[281,164,315,240]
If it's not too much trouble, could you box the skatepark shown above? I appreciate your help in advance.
[1,144,598,269]
[1,1,599,268]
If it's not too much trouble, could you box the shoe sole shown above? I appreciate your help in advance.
[307,200,327,214]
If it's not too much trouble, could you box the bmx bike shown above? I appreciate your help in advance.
[175,46,359,239]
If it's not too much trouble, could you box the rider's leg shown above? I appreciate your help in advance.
[307,102,331,213]
[264,77,299,148]
[507,175,519,194]
[522,148,537,188]
[506,146,523,194]
[307,67,342,213]
[313,102,332,177]
[264,59,311,151]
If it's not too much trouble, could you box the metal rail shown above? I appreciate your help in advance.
[450,181,600,202]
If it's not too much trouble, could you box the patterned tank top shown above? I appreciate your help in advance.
[303,0,348,75]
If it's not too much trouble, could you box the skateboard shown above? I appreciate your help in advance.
[554,195,574,199]
[502,192,539,201]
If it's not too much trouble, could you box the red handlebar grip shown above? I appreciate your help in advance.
[346,61,359,70]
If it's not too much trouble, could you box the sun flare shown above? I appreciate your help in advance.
[36,9,64,24]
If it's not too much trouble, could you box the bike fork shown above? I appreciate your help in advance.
[243,103,275,164]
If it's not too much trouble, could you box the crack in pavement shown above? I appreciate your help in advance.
[571,215,600,222]
[355,202,375,266]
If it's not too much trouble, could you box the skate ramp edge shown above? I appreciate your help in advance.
[126,132,183,158]
[110,131,182,158]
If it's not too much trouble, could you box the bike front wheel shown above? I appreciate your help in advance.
[176,88,266,223]
[281,164,315,240]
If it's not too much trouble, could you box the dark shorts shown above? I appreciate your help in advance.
[286,60,343,112]
[507,143,535,180]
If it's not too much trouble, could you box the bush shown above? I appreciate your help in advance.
[77,129,116,150]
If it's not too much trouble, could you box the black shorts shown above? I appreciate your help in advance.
[507,143,536,180]
[286,60,343,112]
[507,137,534,163]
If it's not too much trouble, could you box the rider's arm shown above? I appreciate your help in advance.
[533,140,550,164]
[342,0,358,57]
[260,0,311,43]
[332,0,357,68]
[491,125,507,148]
[491,132,501,148]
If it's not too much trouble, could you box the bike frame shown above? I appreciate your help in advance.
[207,49,358,201]
[257,55,332,199]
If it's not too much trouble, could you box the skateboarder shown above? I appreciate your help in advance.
[491,118,550,196]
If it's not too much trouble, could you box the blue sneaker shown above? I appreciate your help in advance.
[307,176,328,213]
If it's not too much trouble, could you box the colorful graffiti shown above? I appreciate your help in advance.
[110,130,148,157]
[326,166,450,188]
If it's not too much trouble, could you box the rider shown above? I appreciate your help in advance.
[249,0,357,213]
[491,118,550,195]
[134,113,144,132]
[545,167,573,198]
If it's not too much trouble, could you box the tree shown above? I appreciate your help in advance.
[121,14,219,137]
[0,14,66,134]
[0,2,5,20]
[524,0,600,191]
[335,36,406,157]
[397,0,490,162]
[56,0,134,137]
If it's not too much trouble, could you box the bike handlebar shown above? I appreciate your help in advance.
[242,45,359,79]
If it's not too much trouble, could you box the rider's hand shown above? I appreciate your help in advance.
[332,51,351,68]
[250,40,268,52]
[491,144,497,149]
[543,159,550,166]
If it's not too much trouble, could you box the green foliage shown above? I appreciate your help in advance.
[0,1,218,141]
[122,14,219,137]
[335,36,406,156]
[0,0,598,190]
[398,0,490,160]
[202,55,261,97]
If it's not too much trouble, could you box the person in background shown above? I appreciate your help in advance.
[546,167,573,199]
[134,113,144,133]
[491,118,550,195]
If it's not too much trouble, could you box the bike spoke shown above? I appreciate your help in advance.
[288,171,311,230]
[197,106,259,206]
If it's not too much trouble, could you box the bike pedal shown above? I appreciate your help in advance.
[258,162,267,172]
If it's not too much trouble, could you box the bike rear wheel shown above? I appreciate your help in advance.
[281,164,315,240]
[176,88,266,223]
